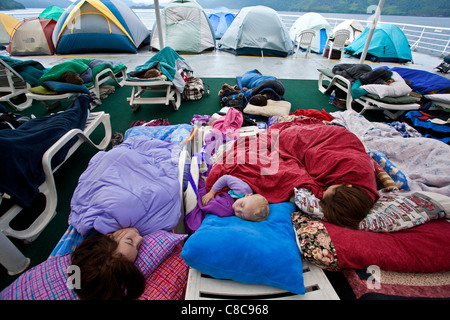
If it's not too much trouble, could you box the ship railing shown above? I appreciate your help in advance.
[280,14,450,57]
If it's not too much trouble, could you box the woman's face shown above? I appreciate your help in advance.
[110,228,143,262]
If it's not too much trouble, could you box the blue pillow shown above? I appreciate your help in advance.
[43,81,90,94]
[368,151,410,191]
[181,202,305,294]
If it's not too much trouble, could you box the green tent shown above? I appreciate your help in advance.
[218,6,292,57]
[150,0,215,53]
[344,23,412,63]
[39,6,64,22]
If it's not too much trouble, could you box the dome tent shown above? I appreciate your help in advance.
[7,18,56,56]
[208,6,235,39]
[289,12,332,54]
[218,6,292,57]
[52,0,150,54]
[345,23,412,63]
[150,0,215,53]
[0,13,20,44]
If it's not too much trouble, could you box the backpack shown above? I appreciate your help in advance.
[219,90,247,111]
[182,77,209,101]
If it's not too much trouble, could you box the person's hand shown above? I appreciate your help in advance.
[201,191,215,206]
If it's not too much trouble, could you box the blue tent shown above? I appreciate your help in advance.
[345,23,412,63]
[208,7,235,39]
[52,0,149,54]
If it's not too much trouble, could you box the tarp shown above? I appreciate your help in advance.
[345,23,412,63]
[39,6,65,21]
[150,0,215,53]
[289,12,332,54]
[0,13,19,44]
[218,6,292,57]
[7,18,56,56]
[52,0,150,54]
[208,6,235,39]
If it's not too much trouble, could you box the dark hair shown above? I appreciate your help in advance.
[320,186,374,229]
[142,68,161,78]
[249,94,267,106]
[70,234,145,300]
[60,71,84,85]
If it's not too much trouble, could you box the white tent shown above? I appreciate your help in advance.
[289,12,332,54]
[150,0,215,53]
[218,6,292,57]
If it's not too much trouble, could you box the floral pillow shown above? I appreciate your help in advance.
[291,211,340,271]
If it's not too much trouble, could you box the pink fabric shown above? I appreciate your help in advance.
[211,107,243,135]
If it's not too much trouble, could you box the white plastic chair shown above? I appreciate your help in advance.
[325,29,350,59]
[0,109,111,275]
[0,59,33,111]
[293,29,316,57]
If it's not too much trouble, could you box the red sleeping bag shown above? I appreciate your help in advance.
[207,118,379,203]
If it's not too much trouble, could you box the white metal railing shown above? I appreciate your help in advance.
[280,14,450,57]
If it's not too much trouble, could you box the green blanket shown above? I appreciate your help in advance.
[0,56,47,87]
[127,47,183,81]
[127,47,193,93]
[38,59,126,87]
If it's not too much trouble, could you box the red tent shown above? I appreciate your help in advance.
[7,18,56,56]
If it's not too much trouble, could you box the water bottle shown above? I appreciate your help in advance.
[329,90,336,104]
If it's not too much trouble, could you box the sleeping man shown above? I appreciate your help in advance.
[351,68,413,99]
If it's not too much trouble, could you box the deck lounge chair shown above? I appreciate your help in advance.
[124,47,193,112]
[318,68,353,110]
[0,56,82,111]
[317,68,422,119]
[124,79,183,112]
[27,62,127,110]
[0,58,33,111]
[185,261,339,300]
[1,57,127,111]
[0,95,111,275]
[183,124,340,300]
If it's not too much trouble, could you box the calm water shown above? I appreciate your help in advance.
[2,8,449,29]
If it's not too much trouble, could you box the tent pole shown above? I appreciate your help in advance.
[154,0,164,49]
[359,0,385,63]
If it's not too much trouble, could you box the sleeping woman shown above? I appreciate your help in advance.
[0,135,184,300]
[67,135,183,299]
[206,117,379,229]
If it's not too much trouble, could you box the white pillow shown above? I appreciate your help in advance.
[293,187,325,220]
[360,71,412,98]
[243,99,291,117]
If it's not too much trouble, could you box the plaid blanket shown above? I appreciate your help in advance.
[0,231,186,300]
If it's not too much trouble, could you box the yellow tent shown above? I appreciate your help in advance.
[0,13,20,44]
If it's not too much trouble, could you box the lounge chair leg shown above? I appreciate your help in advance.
[0,232,30,275]
[41,100,62,111]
